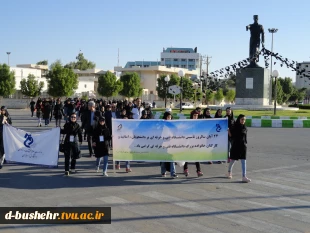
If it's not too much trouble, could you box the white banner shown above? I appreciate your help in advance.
[112,119,228,162]
[3,125,60,167]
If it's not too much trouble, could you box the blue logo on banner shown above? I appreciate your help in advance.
[216,124,222,132]
[24,133,34,148]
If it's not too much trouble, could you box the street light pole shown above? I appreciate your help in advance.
[6,52,11,66]
[164,75,170,108]
[272,70,279,115]
[268,28,278,105]
[178,70,184,113]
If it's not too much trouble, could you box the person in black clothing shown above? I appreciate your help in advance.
[225,107,235,162]
[29,99,36,117]
[183,110,203,177]
[81,101,102,157]
[60,113,82,176]
[142,103,154,119]
[0,106,12,169]
[202,108,212,119]
[104,105,114,148]
[92,117,112,176]
[43,101,52,126]
[50,98,56,121]
[53,98,64,127]
[227,114,251,183]
[214,109,223,118]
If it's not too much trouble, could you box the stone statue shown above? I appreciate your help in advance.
[246,15,265,67]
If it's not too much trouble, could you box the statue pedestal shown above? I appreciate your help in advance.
[235,68,271,106]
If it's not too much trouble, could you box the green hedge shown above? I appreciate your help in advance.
[299,105,310,109]
[288,104,310,109]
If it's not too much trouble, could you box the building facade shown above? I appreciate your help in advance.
[10,66,48,98]
[160,47,200,74]
[295,61,310,89]
[8,65,113,99]
[114,65,197,101]
[125,61,161,68]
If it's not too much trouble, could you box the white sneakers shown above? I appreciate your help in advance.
[226,172,251,183]
[103,172,108,177]
[242,177,251,183]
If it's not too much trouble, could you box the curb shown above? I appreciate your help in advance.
[153,112,310,127]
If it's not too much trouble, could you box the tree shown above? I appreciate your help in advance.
[225,89,236,103]
[119,72,142,98]
[204,90,214,104]
[278,77,294,104]
[181,77,195,100]
[156,74,180,99]
[272,80,284,104]
[214,88,224,103]
[64,53,95,70]
[20,74,44,97]
[50,59,62,70]
[97,71,123,99]
[36,60,48,65]
[288,87,307,102]
[0,64,16,97]
[46,61,79,97]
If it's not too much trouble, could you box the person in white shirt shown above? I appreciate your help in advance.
[131,98,144,120]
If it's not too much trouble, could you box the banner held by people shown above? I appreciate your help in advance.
[3,125,60,167]
[112,119,228,162]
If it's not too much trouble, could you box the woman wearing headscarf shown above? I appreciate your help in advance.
[92,117,111,176]
[43,101,52,126]
[227,114,251,183]
[202,108,212,119]
[53,98,64,127]
[214,109,223,118]
[60,112,82,176]
[0,106,12,169]
[35,101,44,127]
[225,107,235,162]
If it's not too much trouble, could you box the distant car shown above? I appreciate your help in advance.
[175,102,194,109]
[298,101,304,105]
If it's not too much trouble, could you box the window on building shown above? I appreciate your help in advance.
[166,65,171,68]
[175,65,179,67]
[181,65,186,68]
[161,58,164,61]
[181,59,186,61]
[174,59,178,61]
[165,58,171,61]
[188,59,194,62]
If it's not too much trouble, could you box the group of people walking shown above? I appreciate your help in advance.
[27,97,250,182]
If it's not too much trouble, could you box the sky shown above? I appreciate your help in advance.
[1,0,310,82]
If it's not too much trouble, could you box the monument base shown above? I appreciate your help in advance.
[235,67,271,106]
[235,97,269,105]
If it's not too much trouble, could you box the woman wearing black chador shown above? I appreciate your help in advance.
[60,113,82,176]
[226,114,251,183]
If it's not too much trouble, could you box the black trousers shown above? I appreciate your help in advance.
[87,135,93,156]
[64,146,77,172]
[31,109,35,117]
[184,162,201,172]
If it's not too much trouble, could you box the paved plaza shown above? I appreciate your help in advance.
[1,109,310,233]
